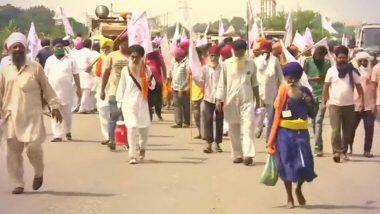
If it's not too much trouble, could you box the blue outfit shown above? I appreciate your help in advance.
[275,87,317,183]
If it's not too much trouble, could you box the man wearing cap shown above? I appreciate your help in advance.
[0,32,62,194]
[193,45,224,153]
[254,41,284,139]
[168,47,191,128]
[215,39,261,166]
[350,52,377,157]
[44,38,81,142]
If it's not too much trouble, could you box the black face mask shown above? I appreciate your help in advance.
[12,52,26,67]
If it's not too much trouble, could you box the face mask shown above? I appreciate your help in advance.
[55,48,65,58]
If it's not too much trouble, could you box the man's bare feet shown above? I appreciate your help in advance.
[295,187,306,206]
[287,199,295,209]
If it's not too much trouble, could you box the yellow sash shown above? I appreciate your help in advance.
[280,119,308,130]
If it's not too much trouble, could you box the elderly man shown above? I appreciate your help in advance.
[0,32,62,194]
[215,39,261,166]
[254,41,284,139]
[44,38,81,142]
[168,48,191,128]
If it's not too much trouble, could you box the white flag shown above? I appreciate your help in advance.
[180,28,188,43]
[189,31,202,81]
[170,23,180,53]
[203,24,210,37]
[342,34,349,46]
[128,11,153,54]
[284,13,293,47]
[160,35,173,71]
[304,27,314,47]
[321,16,338,34]
[218,19,225,39]
[59,7,74,37]
[27,22,42,60]
[248,21,260,54]
[293,31,307,52]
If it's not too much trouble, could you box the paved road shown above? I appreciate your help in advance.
[0,113,379,214]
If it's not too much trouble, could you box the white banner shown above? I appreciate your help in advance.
[128,11,153,54]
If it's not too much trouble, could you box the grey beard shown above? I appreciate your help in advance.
[12,53,26,67]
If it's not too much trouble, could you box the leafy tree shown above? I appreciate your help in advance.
[230,16,246,37]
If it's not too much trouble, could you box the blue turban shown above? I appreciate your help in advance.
[283,62,303,80]
[52,38,64,46]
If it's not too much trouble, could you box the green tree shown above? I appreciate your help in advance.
[230,16,246,37]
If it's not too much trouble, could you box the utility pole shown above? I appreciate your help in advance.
[178,0,192,28]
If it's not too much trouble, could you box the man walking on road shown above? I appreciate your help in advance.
[0,32,62,194]
[215,39,261,166]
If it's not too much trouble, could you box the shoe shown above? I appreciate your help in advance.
[364,152,374,158]
[216,144,223,153]
[108,142,116,151]
[129,158,138,164]
[223,132,228,137]
[342,154,350,161]
[139,149,146,160]
[101,140,109,145]
[157,116,164,121]
[203,145,213,154]
[193,135,202,139]
[314,150,323,157]
[233,158,243,164]
[33,176,43,190]
[12,187,24,194]
[182,124,190,128]
[66,133,72,141]
[243,157,254,166]
[51,138,62,142]
[333,153,340,163]
[171,124,182,128]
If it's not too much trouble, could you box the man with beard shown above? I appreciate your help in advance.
[215,39,261,166]
[0,32,62,194]
[116,45,155,164]
[323,46,364,163]
[304,46,331,157]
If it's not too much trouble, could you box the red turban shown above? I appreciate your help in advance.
[179,40,190,52]
[174,47,186,59]
[209,45,220,55]
[221,45,232,60]
[260,41,272,52]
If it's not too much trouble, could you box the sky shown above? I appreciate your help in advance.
[2,0,380,25]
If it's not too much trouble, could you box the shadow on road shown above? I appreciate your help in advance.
[23,191,116,197]
[303,204,378,210]
[148,135,174,138]
[147,148,193,151]
[147,143,173,147]
[142,159,205,165]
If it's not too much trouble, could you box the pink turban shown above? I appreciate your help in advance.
[74,37,84,50]
[179,40,190,52]
[174,48,186,59]
[221,45,232,60]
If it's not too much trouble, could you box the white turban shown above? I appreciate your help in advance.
[6,32,27,48]
[355,51,371,60]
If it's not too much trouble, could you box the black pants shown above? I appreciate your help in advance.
[202,100,224,144]
[351,111,375,153]
[149,84,163,120]
[192,99,202,135]
[173,90,190,125]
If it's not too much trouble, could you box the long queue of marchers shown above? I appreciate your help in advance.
[0,10,379,209]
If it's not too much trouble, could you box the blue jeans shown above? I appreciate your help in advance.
[108,96,122,142]
[312,102,326,152]
[352,111,375,153]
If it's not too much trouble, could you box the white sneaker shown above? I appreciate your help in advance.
[129,158,138,164]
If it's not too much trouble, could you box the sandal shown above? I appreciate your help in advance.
[203,145,212,154]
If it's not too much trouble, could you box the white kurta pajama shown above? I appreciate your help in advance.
[116,66,155,159]
[44,55,78,139]
[0,61,61,187]
[216,57,259,159]
[95,54,110,141]
[70,48,97,112]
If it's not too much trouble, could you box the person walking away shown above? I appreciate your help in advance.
[168,48,191,128]
[267,62,317,209]
[44,38,81,142]
[116,45,155,164]
[323,46,364,163]
[36,38,53,68]
[191,47,205,138]
[100,39,129,150]
[350,52,376,157]
[254,41,284,139]
[146,47,167,121]
[0,32,63,194]
[304,46,331,157]
[193,45,224,153]
[215,39,261,166]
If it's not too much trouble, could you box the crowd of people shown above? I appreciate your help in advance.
[0,30,379,208]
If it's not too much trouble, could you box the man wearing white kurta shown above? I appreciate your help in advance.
[116,45,155,164]
[0,33,62,194]
[254,41,284,139]
[215,39,261,166]
[44,38,81,142]
[70,39,96,113]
